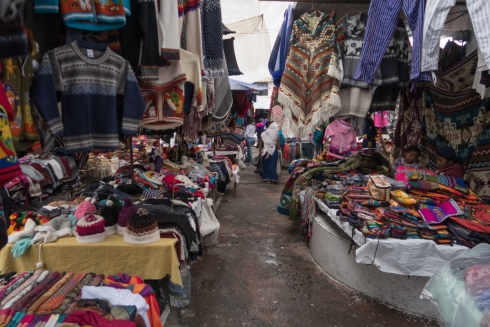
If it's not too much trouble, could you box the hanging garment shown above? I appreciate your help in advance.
[393,86,424,159]
[231,91,250,118]
[36,0,132,31]
[324,119,358,157]
[422,0,490,74]
[268,5,294,87]
[181,48,203,111]
[30,40,146,153]
[436,50,478,94]
[373,111,389,128]
[1,32,42,142]
[278,11,342,138]
[438,41,466,73]
[354,0,430,82]
[210,53,232,120]
[270,105,284,128]
[420,86,490,170]
[0,76,21,187]
[140,84,185,130]
[158,0,180,60]
[119,0,160,81]
[200,0,225,78]
[0,0,28,59]
[179,0,203,68]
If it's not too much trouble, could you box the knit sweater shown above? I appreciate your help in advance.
[35,0,132,31]
[31,40,146,153]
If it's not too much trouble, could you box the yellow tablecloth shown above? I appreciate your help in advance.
[0,235,182,286]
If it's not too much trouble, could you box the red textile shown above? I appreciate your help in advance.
[64,311,136,327]
[439,162,465,179]
[450,217,490,234]
[231,91,250,118]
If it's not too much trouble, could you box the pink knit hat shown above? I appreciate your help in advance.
[74,197,97,219]
[117,198,138,236]
[76,214,106,244]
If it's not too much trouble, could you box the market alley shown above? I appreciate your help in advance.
[166,162,437,327]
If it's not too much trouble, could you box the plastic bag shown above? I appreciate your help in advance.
[421,243,490,327]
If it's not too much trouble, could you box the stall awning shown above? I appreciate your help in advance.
[253,96,271,110]
[223,37,243,76]
[229,79,268,91]
[223,24,235,35]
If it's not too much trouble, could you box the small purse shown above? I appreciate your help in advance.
[367,175,391,201]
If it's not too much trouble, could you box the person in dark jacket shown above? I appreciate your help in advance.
[436,146,465,179]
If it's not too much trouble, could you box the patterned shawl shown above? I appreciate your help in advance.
[393,86,424,160]
[201,0,224,78]
[279,11,342,138]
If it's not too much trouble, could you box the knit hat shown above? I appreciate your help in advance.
[123,208,160,245]
[117,198,138,236]
[437,146,460,162]
[74,197,97,219]
[100,200,120,235]
[0,1,28,59]
[76,214,106,244]
[32,214,73,246]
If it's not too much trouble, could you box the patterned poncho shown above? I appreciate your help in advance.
[278,11,342,138]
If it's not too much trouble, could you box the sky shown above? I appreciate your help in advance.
[221,0,292,83]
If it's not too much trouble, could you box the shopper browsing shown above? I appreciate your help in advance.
[244,116,256,164]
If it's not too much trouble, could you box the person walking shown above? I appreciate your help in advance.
[256,118,265,148]
[258,121,280,183]
[244,116,256,164]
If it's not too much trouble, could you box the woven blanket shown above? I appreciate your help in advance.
[437,49,477,93]
[393,86,424,159]
[201,0,224,78]
[420,87,490,170]
[278,12,342,138]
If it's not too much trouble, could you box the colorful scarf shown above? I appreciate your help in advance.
[301,187,320,237]
[14,272,60,312]
[27,272,70,314]
[53,273,95,315]
[64,274,104,315]
[36,273,84,314]
[200,0,224,78]
[104,274,162,327]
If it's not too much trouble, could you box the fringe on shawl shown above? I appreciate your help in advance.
[278,90,342,139]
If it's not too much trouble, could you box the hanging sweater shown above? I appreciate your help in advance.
[34,0,131,31]
[119,0,160,81]
[30,40,146,153]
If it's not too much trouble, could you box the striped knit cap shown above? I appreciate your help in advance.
[76,214,106,244]
[117,198,138,236]
[123,208,160,245]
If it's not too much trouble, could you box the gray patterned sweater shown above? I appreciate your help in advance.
[31,40,146,153]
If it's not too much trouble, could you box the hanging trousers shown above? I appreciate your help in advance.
[353,0,429,83]
[422,0,490,73]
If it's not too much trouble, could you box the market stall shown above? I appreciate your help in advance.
[269,0,490,320]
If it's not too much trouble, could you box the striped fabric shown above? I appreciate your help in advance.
[36,273,84,314]
[27,272,71,314]
[2,271,48,310]
[53,273,95,315]
[422,0,490,74]
[278,11,342,138]
[64,274,104,315]
[353,0,430,82]
[1,270,44,308]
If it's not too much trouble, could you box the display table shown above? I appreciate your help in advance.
[0,235,182,287]
[315,199,468,277]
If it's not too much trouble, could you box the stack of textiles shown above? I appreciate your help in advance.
[314,169,490,247]
[6,154,79,204]
[277,157,361,221]
[322,184,343,209]
[0,269,162,327]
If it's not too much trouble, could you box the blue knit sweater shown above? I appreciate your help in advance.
[31,40,146,153]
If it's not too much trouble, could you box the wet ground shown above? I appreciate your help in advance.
[167,151,437,327]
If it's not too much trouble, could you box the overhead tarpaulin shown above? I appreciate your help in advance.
[223,38,242,76]
[222,24,235,35]
[229,79,268,91]
[225,15,271,83]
